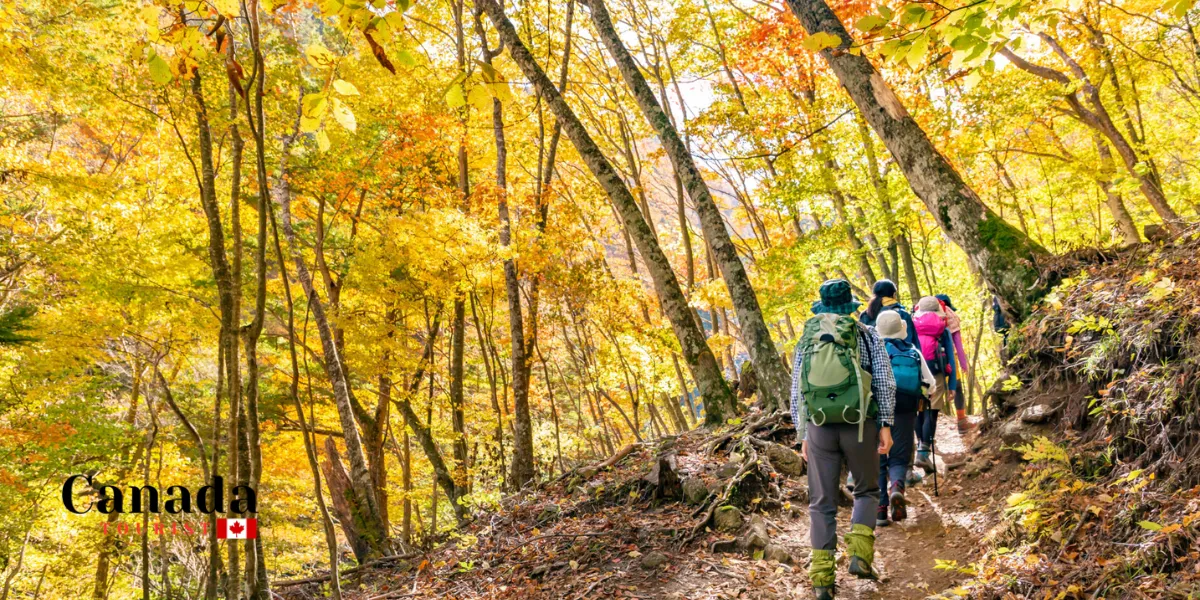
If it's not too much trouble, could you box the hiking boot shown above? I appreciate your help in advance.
[876,505,891,527]
[915,449,935,472]
[813,585,835,600]
[848,556,878,580]
[957,418,976,435]
[889,482,907,522]
[906,467,924,486]
[809,548,836,590]
[844,523,877,580]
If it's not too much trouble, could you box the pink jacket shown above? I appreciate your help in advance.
[912,311,946,363]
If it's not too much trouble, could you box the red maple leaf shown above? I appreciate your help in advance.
[230,521,244,535]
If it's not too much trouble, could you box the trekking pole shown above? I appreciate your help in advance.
[931,434,939,497]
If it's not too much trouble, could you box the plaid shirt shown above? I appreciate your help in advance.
[790,322,896,441]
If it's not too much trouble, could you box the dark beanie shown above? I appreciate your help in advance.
[935,293,957,311]
[872,279,897,298]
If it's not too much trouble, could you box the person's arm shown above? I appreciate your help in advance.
[952,329,969,374]
[790,344,807,441]
[863,327,895,429]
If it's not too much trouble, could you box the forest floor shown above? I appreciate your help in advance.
[278,413,1028,600]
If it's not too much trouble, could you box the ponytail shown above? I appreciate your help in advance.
[865,295,885,321]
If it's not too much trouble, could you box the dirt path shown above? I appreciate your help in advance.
[657,414,990,599]
[294,414,1014,600]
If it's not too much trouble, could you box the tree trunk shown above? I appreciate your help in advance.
[478,0,735,423]
[818,154,877,285]
[239,4,272,592]
[467,0,535,489]
[898,233,922,304]
[321,438,371,563]
[784,0,1050,319]
[998,43,1181,232]
[469,293,507,480]
[186,64,232,600]
[390,309,468,522]
[1092,134,1140,244]
[275,137,390,561]
[587,0,791,413]
[269,199,342,599]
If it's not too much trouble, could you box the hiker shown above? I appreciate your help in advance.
[873,311,934,527]
[992,296,1011,361]
[858,279,921,351]
[791,279,895,599]
[935,294,974,434]
[912,296,954,472]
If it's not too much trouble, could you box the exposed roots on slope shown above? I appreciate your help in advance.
[958,232,1200,598]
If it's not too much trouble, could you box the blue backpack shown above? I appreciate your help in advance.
[885,339,923,410]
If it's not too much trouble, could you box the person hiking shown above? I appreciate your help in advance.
[873,311,934,527]
[992,296,1011,361]
[859,279,921,351]
[912,296,954,473]
[935,294,974,434]
[791,279,896,599]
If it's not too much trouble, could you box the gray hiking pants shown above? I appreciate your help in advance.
[807,420,880,551]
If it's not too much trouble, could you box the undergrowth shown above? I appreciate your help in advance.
[958,234,1200,598]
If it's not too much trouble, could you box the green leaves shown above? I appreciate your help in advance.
[802,31,842,52]
[1164,0,1196,17]
[1138,520,1163,531]
[907,33,930,69]
[148,51,172,84]
[900,4,932,27]
[854,15,886,33]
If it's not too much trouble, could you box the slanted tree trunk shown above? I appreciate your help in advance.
[390,309,468,522]
[477,0,735,423]
[816,151,877,285]
[275,141,390,562]
[586,0,791,413]
[782,0,1050,320]
[267,177,343,598]
[997,40,1181,233]
[1092,134,1140,244]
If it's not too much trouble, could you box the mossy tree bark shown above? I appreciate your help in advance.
[782,0,1050,319]
[477,0,736,424]
[585,0,792,413]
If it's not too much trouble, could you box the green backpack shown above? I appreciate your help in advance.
[799,313,876,441]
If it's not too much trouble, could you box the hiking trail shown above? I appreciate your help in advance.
[278,412,1021,599]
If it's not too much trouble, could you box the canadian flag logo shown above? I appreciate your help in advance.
[216,518,257,540]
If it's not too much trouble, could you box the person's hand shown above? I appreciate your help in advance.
[878,427,893,455]
[801,440,808,462]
